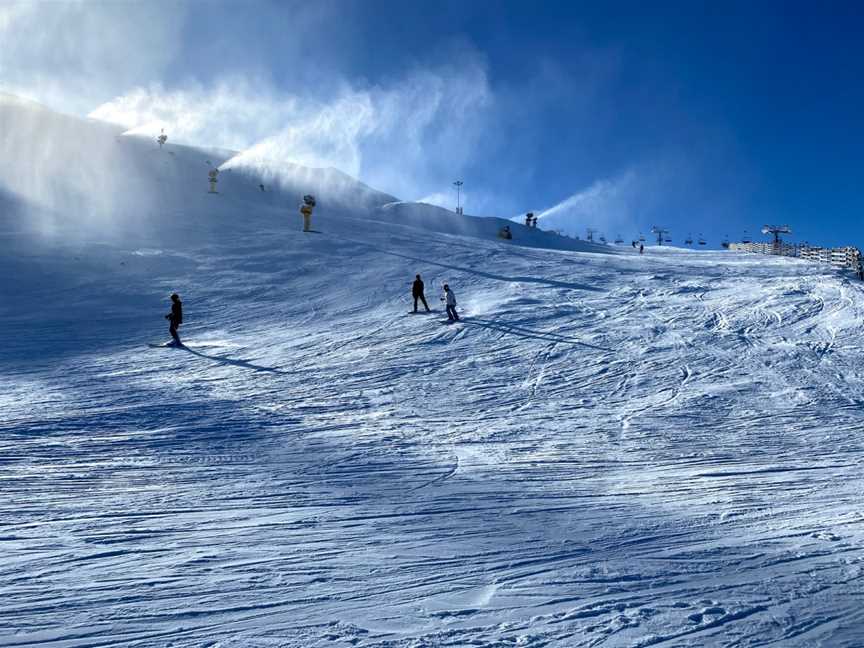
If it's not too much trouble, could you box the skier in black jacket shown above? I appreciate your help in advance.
[166,293,183,346]
[412,275,430,313]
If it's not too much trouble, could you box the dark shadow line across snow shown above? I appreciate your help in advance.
[463,318,613,352]
[328,236,604,292]
[181,346,289,374]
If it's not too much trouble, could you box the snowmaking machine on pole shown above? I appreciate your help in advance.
[300,194,316,232]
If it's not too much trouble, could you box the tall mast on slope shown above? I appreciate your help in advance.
[453,180,464,216]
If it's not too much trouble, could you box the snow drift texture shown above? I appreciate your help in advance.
[3,94,864,647]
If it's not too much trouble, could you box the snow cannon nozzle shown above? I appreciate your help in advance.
[303,194,316,207]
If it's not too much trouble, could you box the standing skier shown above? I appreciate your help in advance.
[442,284,459,321]
[165,293,183,346]
[412,274,431,313]
[639,243,644,255]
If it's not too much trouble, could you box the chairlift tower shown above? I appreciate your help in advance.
[651,226,669,246]
[586,228,596,243]
[762,224,791,253]
[453,180,464,216]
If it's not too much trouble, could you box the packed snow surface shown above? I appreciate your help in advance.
[3,97,864,647]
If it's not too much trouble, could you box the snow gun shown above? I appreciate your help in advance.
[299,194,316,232]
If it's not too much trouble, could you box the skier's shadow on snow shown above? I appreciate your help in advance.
[181,346,288,374]
[359,248,603,292]
[465,318,612,351]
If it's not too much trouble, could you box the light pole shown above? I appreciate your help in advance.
[453,180,463,215]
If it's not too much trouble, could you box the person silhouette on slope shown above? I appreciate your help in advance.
[412,274,431,313]
[165,293,183,346]
[442,284,459,321]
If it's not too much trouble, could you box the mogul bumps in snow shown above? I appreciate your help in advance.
[442,284,459,321]
[165,293,183,346]
[412,274,431,313]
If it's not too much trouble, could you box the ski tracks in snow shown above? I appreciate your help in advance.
[5,236,864,646]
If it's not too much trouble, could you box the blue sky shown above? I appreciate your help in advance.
[1,1,862,248]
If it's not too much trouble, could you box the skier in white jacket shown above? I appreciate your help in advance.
[442,284,459,321]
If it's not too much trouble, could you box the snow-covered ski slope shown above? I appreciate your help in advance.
[4,96,864,647]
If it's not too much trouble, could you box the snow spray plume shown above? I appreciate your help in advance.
[213,59,493,207]
[0,94,160,241]
[0,3,184,116]
[530,172,642,238]
[90,81,302,154]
